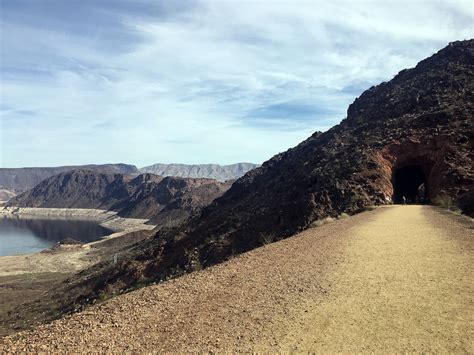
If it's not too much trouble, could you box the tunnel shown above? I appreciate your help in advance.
[392,165,427,204]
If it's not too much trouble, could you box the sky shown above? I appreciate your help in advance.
[1,0,473,168]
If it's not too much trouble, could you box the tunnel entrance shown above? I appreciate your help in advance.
[392,165,427,204]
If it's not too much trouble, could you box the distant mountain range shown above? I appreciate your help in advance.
[3,40,473,333]
[0,163,258,194]
[7,169,232,226]
[0,164,138,193]
[58,39,473,303]
[139,163,259,181]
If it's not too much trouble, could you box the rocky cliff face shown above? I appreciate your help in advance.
[161,40,473,265]
[117,175,234,225]
[17,40,473,315]
[7,170,231,226]
[140,163,258,181]
[0,164,138,193]
[7,170,131,210]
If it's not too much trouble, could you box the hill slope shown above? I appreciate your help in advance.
[140,163,258,181]
[2,206,472,352]
[70,40,473,296]
[7,170,231,225]
[0,164,138,193]
[4,40,473,326]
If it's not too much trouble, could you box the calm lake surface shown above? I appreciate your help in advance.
[0,217,112,256]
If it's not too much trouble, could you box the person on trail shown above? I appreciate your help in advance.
[402,196,406,205]
[418,183,426,203]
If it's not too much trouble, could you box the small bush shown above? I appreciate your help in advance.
[310,216,335,228]
[432,195,462,213]
[259,232,275,245]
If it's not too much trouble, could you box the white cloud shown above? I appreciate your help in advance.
[1,0,473,167]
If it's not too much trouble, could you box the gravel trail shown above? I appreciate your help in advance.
[1,206,472,352]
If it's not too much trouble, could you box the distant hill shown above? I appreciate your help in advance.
[140,163,258,181]
[0,164,138,193]
[4,40,473,331]
[7,169,232,227]
[57,40,473,300]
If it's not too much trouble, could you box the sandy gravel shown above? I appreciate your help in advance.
[1,205,472,352]
[0,247,92,277]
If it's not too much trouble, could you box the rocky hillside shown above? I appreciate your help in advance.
[0,189,16,202]
[140,163,258,181]
[137,40,472,271]
[9,40,473,321]
[0,164,138,193]
[7,170,231,226]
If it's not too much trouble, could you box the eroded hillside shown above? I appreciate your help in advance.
[0,164,138,193]
[7,170,231,226]
[3,40,473,331]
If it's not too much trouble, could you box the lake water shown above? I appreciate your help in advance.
[0,217,112,256]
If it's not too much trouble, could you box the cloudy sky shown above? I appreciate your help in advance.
[1,0,473,168]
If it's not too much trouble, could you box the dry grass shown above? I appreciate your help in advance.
[310,216,335,227]
[258,232,276,245]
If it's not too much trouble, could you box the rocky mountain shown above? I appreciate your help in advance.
[0,164,138,193]
[140,163,258,181]
[7,170,231,226]
[11,40,473,318]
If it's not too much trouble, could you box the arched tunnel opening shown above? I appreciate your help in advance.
[392,165,427,204]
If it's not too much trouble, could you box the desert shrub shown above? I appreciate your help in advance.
[189,257,202,271]
[432,195,462,213]
[310,216,335,228]
[259,232,275,245]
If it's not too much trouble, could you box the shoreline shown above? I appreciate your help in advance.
[0,207,156,276]
[0,206,156,234]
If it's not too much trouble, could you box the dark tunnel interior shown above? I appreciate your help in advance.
[393,165,427,204]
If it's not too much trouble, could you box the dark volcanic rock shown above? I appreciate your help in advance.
[156,40,473,266]
[7,170,232,227]
[7,170,130,209]
[13,40,474,318]
[0,164,138,192]
[116,176,233,226]
[59,238,83,245]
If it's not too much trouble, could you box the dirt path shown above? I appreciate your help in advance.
[275,205,473,353]
[1,206,472,352]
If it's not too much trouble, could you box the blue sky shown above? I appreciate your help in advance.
[1,0,473,168]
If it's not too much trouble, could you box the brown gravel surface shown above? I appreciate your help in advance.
[1,205,472,352]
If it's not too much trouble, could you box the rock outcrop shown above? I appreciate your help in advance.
[0,189,16,202]
[9,40,473,321]
[146,40,472,268]
[7,170,231,226]
[0,164,138,192]
[140,163,258,182]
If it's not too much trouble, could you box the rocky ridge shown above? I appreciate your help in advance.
[140,163,258,181]
[0,164,138,193]
[7,170,231,227]
[4,40,473,327]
